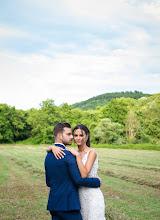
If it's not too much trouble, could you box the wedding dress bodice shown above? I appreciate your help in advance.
[82,149,98,177]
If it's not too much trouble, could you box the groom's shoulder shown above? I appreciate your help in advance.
[64,150,76,163]
[64,149,75,158]
[45,152,52,158]
[45,152,54,162]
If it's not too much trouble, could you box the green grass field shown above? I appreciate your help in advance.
[0,144,160,220]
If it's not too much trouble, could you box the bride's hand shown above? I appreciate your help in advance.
[47,145,66,159]
[66,147,79,157]
[96,175,102,186]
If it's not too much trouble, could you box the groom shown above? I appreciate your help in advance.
[44,122,101,220]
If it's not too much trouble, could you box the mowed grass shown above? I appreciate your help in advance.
[0,145,160,220]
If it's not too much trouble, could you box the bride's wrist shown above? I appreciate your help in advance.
[51,145,55,150]
[46,146,52,152]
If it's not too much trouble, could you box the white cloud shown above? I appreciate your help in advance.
[0,49,159,110]
[63,0,129,20]
[129,29,151,42]
[0,0,159,110]
[62,0,160,26]
[0,24,26,38]
[141,0,160,22]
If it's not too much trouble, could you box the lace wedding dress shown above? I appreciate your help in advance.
[78,149,106,220]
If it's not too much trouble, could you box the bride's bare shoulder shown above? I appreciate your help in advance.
[88,148,97,157]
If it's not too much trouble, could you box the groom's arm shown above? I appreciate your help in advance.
[66,153,100,187]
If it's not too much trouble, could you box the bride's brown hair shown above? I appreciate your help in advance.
[73,124,90,147]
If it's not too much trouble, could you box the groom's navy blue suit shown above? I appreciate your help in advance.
[45,143,100,220]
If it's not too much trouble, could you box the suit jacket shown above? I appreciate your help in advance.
[44,143,100,211]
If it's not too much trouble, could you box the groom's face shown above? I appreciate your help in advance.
[61,127,73,146]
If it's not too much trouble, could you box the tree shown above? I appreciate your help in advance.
[125,111,139,144]
[136,93,160,140]
[0,104,30,143]
[59,103,72,124]
[27,99,61,144]
[1,93,159,145]
[0,104,14,142]
[93,118,124,144]
[100,97,136,125]
[39,99,55,108]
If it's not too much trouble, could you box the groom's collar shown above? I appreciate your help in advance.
[54,143,66,149]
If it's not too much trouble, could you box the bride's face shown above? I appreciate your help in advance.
[73,129,88,147]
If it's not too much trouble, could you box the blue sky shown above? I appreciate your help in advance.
[0,0,160,110]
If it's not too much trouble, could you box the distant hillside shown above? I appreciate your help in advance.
[72,91,152,110]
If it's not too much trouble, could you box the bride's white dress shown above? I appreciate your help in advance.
[78,149,106,220]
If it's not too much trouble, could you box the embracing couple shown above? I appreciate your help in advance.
[44,122,105,220]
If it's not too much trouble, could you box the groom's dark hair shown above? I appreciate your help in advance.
[53,122,71,138]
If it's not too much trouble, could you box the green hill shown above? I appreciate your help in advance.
[72,91,152,110]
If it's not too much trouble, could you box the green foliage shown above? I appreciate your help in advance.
[136,94,160,140]
[0,93,159,145]
[59,103,73,124]
[72,91,151,110]
[27,100,61,144]
[74,109,100,133]
[93,118,124,144]
[135,130,154,144]
[0,104,30,143]
[100,97,136,125]
[125,110,140,144]
[39,99,55,108]
[26,101,100,144]
[16,137,40,145]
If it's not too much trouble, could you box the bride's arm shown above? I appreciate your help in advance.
[67,148,97,178]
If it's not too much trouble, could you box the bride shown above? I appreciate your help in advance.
[47,124,105,220]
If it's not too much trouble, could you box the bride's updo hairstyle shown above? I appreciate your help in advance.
[73,124,90,147]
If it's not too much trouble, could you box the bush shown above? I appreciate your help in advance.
[93,118,124,144]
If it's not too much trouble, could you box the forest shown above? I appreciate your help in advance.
[72,91,152,110]
[0,92,160,145]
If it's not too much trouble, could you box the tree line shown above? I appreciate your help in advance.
[0,94,159,145]
[72,91,152,110]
